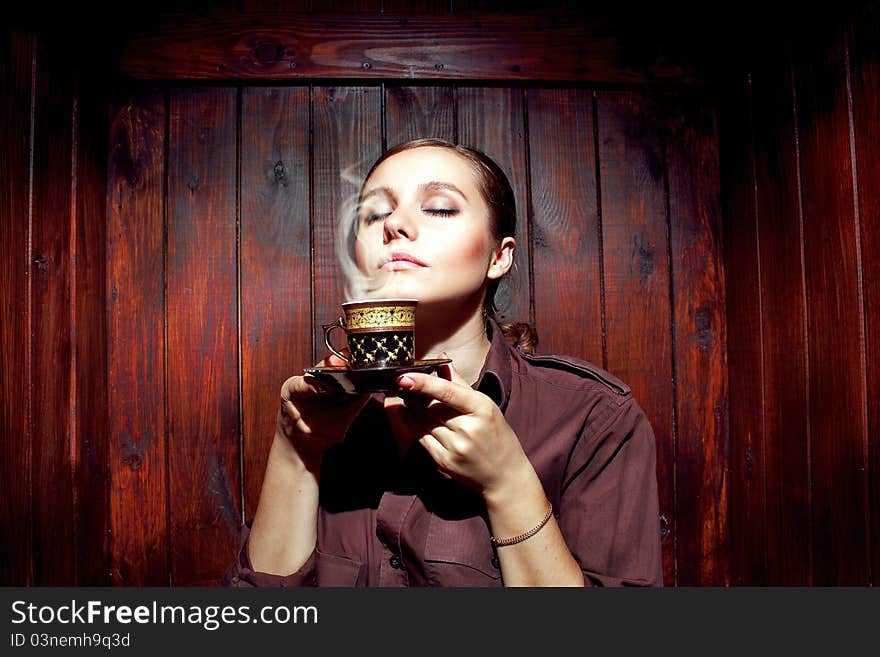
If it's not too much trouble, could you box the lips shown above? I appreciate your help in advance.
[380,251,428,271]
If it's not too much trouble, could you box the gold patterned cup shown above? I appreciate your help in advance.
[322,299,418,370]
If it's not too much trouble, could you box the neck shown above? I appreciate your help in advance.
[414,298,491,386]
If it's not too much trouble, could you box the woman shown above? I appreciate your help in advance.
[222,138,662,587]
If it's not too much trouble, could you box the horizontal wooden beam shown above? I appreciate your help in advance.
[118,10,708,84]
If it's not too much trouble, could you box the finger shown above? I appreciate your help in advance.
[418,434,449,468]
[396,372,481,415]
[283,375,333,401]
[415,400,460,426]
[386,398,447,441]
[315,349,350,368]
[428,425,458,452]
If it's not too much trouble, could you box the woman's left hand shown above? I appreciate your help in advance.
[394,363,533,498]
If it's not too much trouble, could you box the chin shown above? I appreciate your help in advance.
[368,277,427,301]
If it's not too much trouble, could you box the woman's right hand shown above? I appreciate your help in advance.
[275,353,370,467]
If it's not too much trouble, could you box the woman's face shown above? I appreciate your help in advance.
[353,146,511,307]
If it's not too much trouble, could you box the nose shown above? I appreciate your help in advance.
[383,206,418,243]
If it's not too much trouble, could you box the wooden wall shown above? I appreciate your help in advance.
[96,83,725,586]
[1,28,110,586]
[721,2,879,585]
[1,0,875,587]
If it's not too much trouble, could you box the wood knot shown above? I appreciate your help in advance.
[254,41,284,65]
[273,161,287,186]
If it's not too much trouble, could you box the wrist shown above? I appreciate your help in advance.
[271,430,324,477]
[481,456,542,513]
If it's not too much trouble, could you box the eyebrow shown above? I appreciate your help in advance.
[360,181,469,203]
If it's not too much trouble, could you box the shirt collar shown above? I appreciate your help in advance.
[473,318,513,411]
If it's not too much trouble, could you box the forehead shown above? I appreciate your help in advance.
[364,147,478,194]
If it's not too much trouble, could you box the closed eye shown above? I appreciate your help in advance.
[363,211,391,224]
[424,208,459,216]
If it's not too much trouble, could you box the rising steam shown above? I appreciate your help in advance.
[335,160,395,303]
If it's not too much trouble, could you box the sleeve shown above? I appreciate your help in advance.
[558,396,664,587]
[219,519,318,587]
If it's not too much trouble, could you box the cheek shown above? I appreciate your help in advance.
[437,228,491,270]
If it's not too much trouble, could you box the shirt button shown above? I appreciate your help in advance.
[491,556,500,570]
[389,555,402,570]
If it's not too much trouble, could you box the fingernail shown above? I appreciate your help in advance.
[397,375,415,389]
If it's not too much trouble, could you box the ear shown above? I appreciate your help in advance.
[487,236,516,280]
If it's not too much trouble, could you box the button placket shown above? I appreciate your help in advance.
[376,492,417,586]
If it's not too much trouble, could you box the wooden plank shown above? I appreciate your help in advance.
[72,74,111,585]
[598,93,677,586]
[664,91,729,586]
[0,29,34,586]
[166,88,240,585]
[384,0,450,12]
[384,86,455,147]
[242,0,311,9]
[597,91,676,586]
[30,34,75,586]
[752,47,811,585]
[312,87,382,361]
[794,24,869,585]
[312,0,381,10]
[527,89,602,362]
[454,0,553,9]
[457,87,531,325]
[717,72,767,586]
[240,87,311,520]
[107,90,168,585]
[118,11,706,84]
[848,4,880,586]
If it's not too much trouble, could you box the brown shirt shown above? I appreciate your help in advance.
[221,320,663,587]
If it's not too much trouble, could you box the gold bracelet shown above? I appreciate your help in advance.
[490,503,554,548]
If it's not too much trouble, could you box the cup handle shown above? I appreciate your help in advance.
[322,317,350,364]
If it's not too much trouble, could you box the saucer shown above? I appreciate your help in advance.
[304,359,453,394]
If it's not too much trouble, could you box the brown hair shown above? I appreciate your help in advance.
[360,138,538,353]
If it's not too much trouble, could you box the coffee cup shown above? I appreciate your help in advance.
[322,299,418,370]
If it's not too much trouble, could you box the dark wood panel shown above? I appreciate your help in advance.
[718,73,767,586]
[312,0,381,11]
[454,0,575,10]
[107,90,168,585]
[73,75,111,585]
[241,0,311,9]
[0,28,34,586]
[384,0,450,12]
[384,86,455,146]
[753,48,811,585]
[118,10,705,83]
[30,34,75,585]
[597,91,675,586]
[312,87,382,361]
[457,87,531,325]
[794,25,869,585]
[849,4,880,586]
[527,88,602,362]
[240,87,312,520]
[166,88,240,585]
[664,91,729,586]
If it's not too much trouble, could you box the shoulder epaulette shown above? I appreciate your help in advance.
[520,352,632,396]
